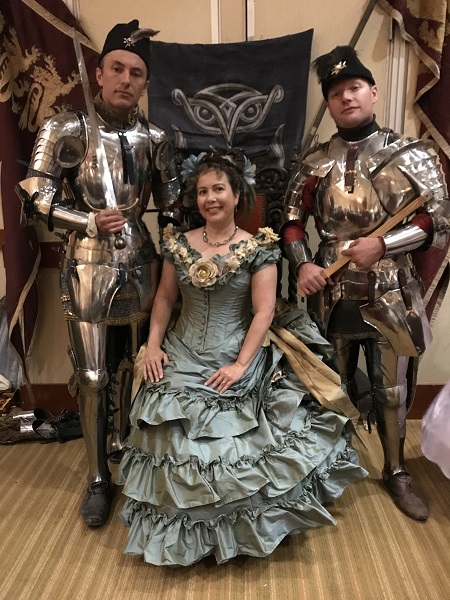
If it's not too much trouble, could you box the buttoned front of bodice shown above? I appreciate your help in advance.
[174,270,253,354]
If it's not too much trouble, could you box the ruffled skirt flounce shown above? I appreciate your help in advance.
[118,330,366,566]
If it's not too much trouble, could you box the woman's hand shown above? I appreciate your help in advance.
[205,362,247,393]
[143,345,169,382]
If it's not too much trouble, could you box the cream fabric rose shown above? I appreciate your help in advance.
[189,258,220,287]
[258,227,280,245]
[224,255,241,273]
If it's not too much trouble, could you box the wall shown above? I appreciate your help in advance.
[1,0,448,388]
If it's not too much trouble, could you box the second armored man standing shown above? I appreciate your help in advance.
[281,46,450,521]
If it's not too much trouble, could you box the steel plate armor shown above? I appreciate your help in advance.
[17,107,180,503]
[282,127,449,485]
[284,129,449,344]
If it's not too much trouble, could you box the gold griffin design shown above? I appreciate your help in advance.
[0,10,80,132]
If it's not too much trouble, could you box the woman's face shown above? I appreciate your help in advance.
[196,169,239,225]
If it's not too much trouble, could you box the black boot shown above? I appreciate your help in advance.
[382,471,428,521]
[80,480,115,527]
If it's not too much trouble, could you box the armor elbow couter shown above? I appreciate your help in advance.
[15,176,58,226]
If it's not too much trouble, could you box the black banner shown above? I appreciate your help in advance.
[148,30,313,169]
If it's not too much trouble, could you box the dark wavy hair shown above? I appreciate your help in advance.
[184,149,252,214]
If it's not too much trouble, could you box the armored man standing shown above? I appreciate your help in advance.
[17,20,180,526]
[281,46,450,521]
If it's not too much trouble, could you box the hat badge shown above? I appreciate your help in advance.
[123,36,135,47]
[331,61,347,76]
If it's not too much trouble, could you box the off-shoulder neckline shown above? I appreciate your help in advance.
[177,232,256,261]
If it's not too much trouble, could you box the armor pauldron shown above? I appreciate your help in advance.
[425,197,450,249]
[152,177,181,208]
[283,148,334,224]
[368,138,444,216]
[28,112,83,177]
[152,139,181,208]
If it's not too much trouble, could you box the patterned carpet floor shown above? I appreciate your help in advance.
[0,420,449,600]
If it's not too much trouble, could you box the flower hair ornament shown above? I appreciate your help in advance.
[180,148,256,215]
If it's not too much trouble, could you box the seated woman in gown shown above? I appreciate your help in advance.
[117,150,367,566]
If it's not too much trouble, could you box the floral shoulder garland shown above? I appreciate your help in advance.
[163,224,280,288]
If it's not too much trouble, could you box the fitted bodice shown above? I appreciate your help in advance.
[161,228,280,360]
[174,261,253,353]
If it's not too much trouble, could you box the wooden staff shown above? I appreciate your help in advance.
[298,184,432,297]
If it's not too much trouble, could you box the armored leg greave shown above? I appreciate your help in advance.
[106,321,145,461]
[78,376,110,483]
[331,337,409,475]
[68,321,110,484]
[109,356,134,459]
[365,338,409,476]
[372,382,407,476]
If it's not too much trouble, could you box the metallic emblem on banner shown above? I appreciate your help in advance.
[172,83,284,146]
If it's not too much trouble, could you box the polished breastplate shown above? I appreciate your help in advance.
[315,131,390,242]
[72,115,151,216]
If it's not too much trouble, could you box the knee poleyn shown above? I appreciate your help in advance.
[77,369,109,391]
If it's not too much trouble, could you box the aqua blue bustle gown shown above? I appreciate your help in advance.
[117,228,367,566]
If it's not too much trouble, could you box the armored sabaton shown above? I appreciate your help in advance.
[283,128,449,353]
[17,109,180,482]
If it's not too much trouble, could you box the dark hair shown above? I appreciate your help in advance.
[185,150,246,213]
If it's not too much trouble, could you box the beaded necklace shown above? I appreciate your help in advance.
[202,225,238,247]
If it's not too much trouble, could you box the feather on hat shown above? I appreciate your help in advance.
[99,20,159,76]
[312,45,375,99]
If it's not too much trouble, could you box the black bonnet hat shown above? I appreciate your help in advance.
[312,46,375,99]
[99,20,159,75]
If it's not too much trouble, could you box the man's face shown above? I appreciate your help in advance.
[96,49,148,117]
[327,78,378,129]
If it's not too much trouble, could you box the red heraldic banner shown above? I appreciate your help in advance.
[0,0,98,368]
[379,0,450,322]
